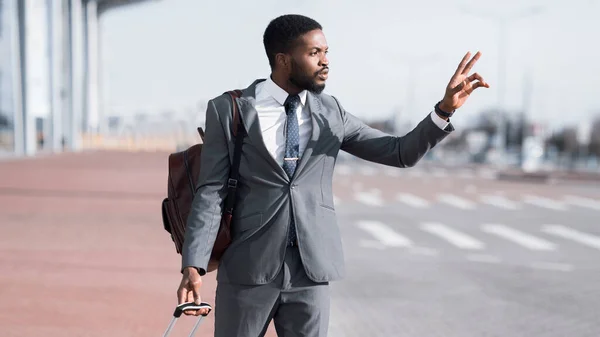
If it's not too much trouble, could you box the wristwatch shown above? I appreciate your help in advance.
[434,100,454,119]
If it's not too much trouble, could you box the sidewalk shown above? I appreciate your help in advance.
[496,167,600,184]
[0,150,276,337]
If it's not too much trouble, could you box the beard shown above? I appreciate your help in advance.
[288,59,326,94]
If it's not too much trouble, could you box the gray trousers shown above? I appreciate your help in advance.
[214,246,330,337]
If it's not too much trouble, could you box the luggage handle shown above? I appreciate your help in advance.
[162,302,213,337]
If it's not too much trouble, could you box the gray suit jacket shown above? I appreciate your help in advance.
[182,79,453,285]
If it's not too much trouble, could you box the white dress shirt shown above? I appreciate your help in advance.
[253,77,450,164]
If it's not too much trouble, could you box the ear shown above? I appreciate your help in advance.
[275,53,290,69]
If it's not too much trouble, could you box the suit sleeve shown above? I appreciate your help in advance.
[181,99,230,275]
[334,96,454,168]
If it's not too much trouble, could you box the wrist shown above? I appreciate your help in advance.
[184,266,200,275]
[438,101,453,115]
[435,100,454,120]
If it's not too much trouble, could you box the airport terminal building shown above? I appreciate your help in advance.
[0,0,153,157]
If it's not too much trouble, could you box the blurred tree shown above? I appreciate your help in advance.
[588,115,600,157]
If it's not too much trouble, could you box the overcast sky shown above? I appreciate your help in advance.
[100,0,600,131]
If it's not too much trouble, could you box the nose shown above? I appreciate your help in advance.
[320,54,329,67]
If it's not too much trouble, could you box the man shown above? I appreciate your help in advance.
[177,14,489,337]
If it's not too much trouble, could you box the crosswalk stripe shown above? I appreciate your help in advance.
[523,195,567,211]
[437,194,476,210]
[541,225,600,250]
[421,222,485,250]
[335,165,351,175]
[479,195,520,210]
[407,170,424,177]
[563,195,600,211]
[396,193,430,208]
[481,224,557,251]
[354,190,383,207]
[359,167,376,176]
[357,220,413,247]
[384,168,401,177]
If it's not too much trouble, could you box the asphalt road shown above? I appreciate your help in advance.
[327,160,600,337]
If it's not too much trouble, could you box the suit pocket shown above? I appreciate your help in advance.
[232,212,263,237]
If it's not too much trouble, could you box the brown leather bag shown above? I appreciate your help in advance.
[161,90,245,273]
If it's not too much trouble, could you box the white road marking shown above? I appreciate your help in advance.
[523,195,567,211]
[421,222,485,250]
[396,193,430,208]
[355,192,384,206]
[407,170,424,177]
[437,194,477,210]
[542,225,600,250]
[359,167,376,176]
[563,195,600,211]
[479,195,520,210]
[431,168,448,178]
[481,224,557,251]
[335,165,351,175]
[357,221,413,247]
[384,168,401,177]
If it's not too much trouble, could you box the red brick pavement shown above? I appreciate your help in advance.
[0,150,277,337]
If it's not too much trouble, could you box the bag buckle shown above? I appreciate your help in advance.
[228,178,238,188]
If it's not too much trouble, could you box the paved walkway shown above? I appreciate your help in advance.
[0,150,277,337]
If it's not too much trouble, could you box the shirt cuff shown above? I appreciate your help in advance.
[430,111,450,130]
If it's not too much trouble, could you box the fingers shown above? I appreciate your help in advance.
[190,276,210,316]
[183,290,200,316]
[453,52,472,78]
[177,281,188,305]
[191,277,202,305]
[470,81,488,91]
[462,51,481,75]
[467,72,490,87]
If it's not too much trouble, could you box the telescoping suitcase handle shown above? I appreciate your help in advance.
[162,302,213,337]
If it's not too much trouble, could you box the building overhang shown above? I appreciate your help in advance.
[94,0,159,16]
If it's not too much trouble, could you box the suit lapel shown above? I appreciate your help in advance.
[236,80,290,182]
[294,93,323,178]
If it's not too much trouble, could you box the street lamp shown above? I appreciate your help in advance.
[460,4,545,166]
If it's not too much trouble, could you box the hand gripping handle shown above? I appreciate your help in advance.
[162,302,213,337]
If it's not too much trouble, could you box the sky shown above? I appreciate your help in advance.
[100,0,600,132]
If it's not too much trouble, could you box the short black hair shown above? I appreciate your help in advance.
[263,14,323,69]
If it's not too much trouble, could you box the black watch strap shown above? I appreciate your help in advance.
[434,101,454,118]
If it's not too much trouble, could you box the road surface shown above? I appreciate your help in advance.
[328,160,600,337]
[1,151,598,336]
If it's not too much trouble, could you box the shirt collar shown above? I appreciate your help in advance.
[264,77,307,107]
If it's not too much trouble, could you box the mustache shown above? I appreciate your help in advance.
[315,67,329,76]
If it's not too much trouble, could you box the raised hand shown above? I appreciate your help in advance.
[439,51,490,113]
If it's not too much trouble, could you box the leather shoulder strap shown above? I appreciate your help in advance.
[223,89,245,215]
[226,90,244,137]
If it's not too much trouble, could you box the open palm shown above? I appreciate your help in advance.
[439,51,490,113]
